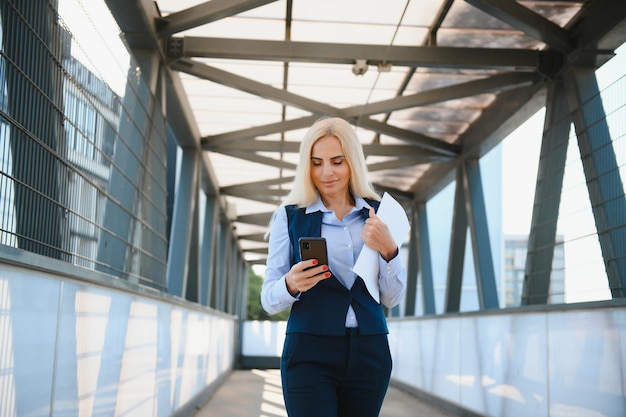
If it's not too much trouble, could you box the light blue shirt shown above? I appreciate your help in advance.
[261,195,406,328]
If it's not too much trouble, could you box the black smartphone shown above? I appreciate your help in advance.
[298,237,329,269]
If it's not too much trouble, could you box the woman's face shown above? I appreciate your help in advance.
[310,135,351,198]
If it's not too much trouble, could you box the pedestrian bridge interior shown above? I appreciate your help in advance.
[0,0,625,416]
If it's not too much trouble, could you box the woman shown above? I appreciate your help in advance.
[261,117,406,417]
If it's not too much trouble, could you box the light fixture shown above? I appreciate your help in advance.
[352,59,368,76]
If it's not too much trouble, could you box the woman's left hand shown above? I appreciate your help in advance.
[361,207,398,262]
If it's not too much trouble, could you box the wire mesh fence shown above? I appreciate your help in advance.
[0,0,168,291]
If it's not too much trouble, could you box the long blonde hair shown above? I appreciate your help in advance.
[283,117,380,207]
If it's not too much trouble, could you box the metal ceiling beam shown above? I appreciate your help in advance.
[204,116,319,146]
[212,145,432,174]
[175,37,544,71]
[244,247,269,255]
[347,72,542,118]
[238,233,267,243]
[464,0,574,54]
[224,188,287,198]
[221,176,294,192]
[236,212,276,226]
[567,0,626,65]
[203,70,538,147]
[209,140,299,153]
[172,58,454,154]
[221,189,285,206]
[104,0,162,50]
[190,66,536,155]
[171,59,338,115]
[366,159,433,172]
[157,0,278,36]
[207,119,460,158]
[211,140,453,160]
[216,149,297,170]
[173,59,460,155]
[357,118,459,156]
[367,144,453,160]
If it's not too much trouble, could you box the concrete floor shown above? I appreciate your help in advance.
[193,369,458,417]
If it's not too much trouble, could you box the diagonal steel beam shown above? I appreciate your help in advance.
[243,247,269,255]
[237,233,267,242]
[211,140,454,161]
[236,212,275,226]
[221,188,286,206]
[366,159,433,172]
[204,116,319,145]
[179,62,534,154]
[171,58,340,115]
[157,0,278,36]
[342,71,541,118]
[464,0,573,54]
[216,149,297,170]
[358,118,459,156]
[171,59,456,154]
[221,176,294,193]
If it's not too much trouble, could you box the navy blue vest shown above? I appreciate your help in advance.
[284,200,389,336]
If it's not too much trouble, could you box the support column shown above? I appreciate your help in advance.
[403,205,419,316]
[136,58,168,288]
[185,192,201,302]
[215,220,231,311]
[226,234,239,314]
[523,79,570,305]
[200,195,219,307]
[565,67,626,298]
[166,150,199,297]
[235,259,248,320]
[416,202,436,315]
[463,159,499,309]
[445,167,468,313]
[95,50,164,281]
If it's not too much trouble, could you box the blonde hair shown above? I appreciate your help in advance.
[283,117,380,207]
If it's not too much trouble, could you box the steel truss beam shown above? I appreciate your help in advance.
[200,195,220,306]
[416,203,436,315]
[462,160,500,309]
[167,149,199,297]
[445,168,469,313]
[404,205,419,316]
[522,79,570,305]
[157,0,278,36]
[465,0,573,54]
[174,37,546,72]
[565,67,626,298]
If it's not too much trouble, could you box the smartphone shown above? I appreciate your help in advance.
[298,237,329,269]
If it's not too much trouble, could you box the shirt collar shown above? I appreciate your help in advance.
[305,193,372,214]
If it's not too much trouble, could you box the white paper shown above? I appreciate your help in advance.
[353,192,410,303]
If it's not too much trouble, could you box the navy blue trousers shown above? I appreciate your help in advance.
[280,329,392,417]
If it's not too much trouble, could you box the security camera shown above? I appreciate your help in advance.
[352,59,368,76]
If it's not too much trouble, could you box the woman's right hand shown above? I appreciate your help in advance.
[285,260,331,296]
